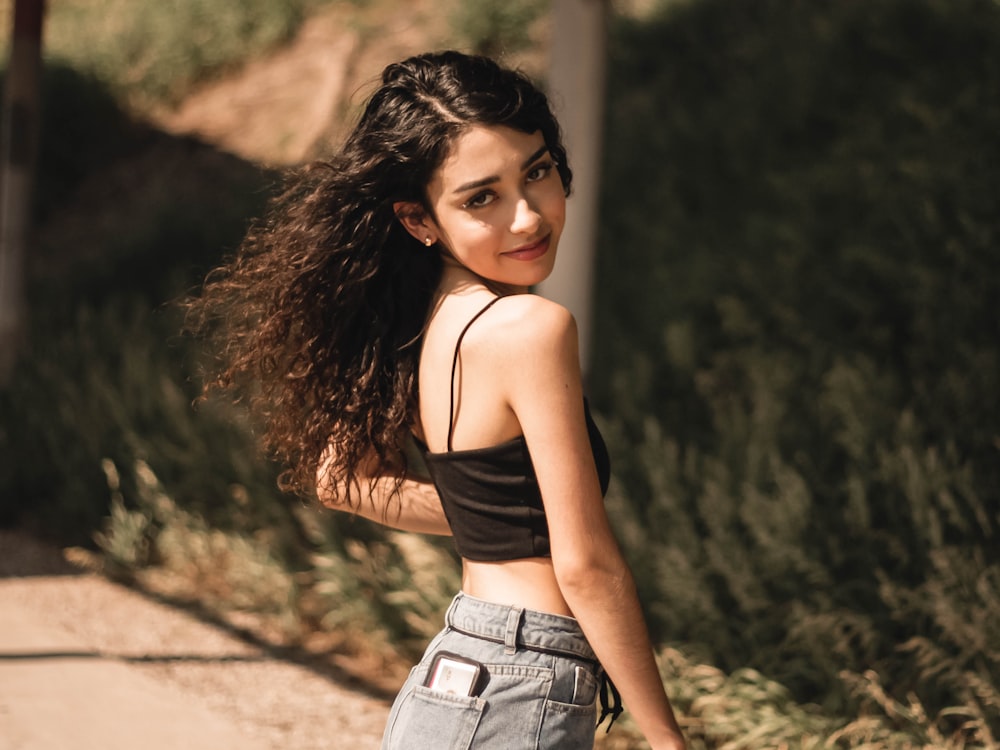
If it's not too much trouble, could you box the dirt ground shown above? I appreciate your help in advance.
[150,2,456,166]
[0,529,392,749]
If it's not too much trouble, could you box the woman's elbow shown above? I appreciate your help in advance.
[315,475,340,509]
[552,545,631,598]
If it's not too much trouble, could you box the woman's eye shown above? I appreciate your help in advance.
[463,192,496,209]
[527,162,554,182]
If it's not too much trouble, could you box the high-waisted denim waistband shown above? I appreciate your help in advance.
[445,592,597,662]
[444,592,623,731]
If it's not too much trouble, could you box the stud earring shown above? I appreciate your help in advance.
[424,237,434,247]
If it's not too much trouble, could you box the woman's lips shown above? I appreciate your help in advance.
[503,235,550,261]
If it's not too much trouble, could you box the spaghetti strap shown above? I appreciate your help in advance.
[447,296,505,452]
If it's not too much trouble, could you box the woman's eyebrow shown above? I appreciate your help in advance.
[452,145,551,194]
[520,145,550,170]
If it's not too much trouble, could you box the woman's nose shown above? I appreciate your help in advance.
[510,197,542,235]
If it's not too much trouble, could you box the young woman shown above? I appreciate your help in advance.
[193,51,686,750]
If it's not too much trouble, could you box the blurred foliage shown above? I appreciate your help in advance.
[591,0,1000,742]
[32,66,149,220]
[0,61,276,540]
[448,0,546,58]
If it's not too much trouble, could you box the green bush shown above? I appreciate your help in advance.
[0,61,278,540]
[593,0,1000,739]
[449,0,546,58]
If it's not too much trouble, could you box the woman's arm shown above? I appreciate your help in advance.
[498,298,686,750]
[315,439,452,536]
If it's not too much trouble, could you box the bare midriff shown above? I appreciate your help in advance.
[461,557,574,618]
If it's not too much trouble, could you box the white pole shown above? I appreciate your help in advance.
[540,0,607,376]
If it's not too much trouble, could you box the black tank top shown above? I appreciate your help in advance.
[417,297,611,561]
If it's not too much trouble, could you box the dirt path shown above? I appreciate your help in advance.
[151,2,453,166]
[1,530,392,749]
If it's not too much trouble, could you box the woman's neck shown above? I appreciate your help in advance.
[437,261,529,299]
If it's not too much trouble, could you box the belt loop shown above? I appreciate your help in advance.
[445,593,462,629]
[504,606,524,655]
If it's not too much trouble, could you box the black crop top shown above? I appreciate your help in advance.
[416,297,611,562]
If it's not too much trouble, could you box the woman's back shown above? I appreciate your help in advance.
[418,290,581,616]
[416,291,526,458]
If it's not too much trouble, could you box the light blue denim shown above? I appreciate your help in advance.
[380,592,600,750]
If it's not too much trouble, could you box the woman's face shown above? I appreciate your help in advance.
[403,124,566,293]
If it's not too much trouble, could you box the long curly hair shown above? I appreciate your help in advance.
[187,51,573,511]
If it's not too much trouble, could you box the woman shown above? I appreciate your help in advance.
[193,51,685,750]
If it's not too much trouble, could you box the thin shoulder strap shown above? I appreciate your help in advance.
[447,296,505,451]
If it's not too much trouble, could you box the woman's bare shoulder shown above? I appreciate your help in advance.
[469,295,581,391]
[485,294,578,351]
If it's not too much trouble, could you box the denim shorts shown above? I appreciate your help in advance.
[380,592,602,750]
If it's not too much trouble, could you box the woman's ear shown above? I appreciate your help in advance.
[393,202,438,246]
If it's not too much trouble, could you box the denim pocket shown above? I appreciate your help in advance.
[537,698,597,749]
[572,665,599,706]
[384,685,485,750]
[537,665,598,749]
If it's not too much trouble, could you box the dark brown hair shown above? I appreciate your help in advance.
[188,51,572,511]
